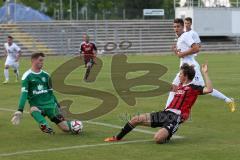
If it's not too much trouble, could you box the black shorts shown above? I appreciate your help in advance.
[84,58,94,65]
[150,111,181,140]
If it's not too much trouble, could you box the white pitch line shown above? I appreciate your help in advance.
[86,121,183,139]
[0,139,153,157]
[86,121,157,134]
[0,108,183,138]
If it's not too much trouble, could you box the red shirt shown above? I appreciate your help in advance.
[80,42,97,59]
[166,83,204,121]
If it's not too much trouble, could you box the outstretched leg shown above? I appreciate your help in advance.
[194,67,236,112]
[105,111,181,144]
[104,113,151,142]
[210,89,235,112]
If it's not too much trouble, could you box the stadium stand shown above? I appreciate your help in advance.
[0,20,240,56]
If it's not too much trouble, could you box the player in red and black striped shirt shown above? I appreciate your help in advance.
[79,34,97,81]
[104,63,213,144]
[166,81,204,121]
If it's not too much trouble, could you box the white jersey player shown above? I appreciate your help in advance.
[184,17,201,57]
[165,18,235,112]
[3,36,21,83]
[172,31,204,86]
[188,30,201,44]
[184,17,235,110]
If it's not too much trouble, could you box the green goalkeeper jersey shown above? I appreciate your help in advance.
[18,69,57,111]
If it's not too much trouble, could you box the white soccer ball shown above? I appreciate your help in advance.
[70,120,83,134]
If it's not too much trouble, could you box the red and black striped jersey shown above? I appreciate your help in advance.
[166,83,204,121]
[80,42,97,58]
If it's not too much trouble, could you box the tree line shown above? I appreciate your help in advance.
[0,0,175,19]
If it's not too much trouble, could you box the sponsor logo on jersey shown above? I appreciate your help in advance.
[41,77,46,82]
[33,90,48,95]
[33,84,48,95]
[37,84,43,90]
[175,90,185,94]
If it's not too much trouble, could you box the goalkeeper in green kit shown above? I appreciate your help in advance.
[11,53,75,134]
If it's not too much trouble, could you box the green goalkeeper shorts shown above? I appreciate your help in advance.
[35,104,65,124]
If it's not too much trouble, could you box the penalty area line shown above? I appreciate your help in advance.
[0,139,153,157]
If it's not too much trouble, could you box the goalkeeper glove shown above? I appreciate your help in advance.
[11,111,23,125]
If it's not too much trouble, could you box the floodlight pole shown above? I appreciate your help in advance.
[69,0,72,21]
[60,0,63,20]
[76,1,79,20]
[6,0,10,23]
[14,0,16,23]
[86,1,88,20]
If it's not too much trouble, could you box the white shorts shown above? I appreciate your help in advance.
[5,56,19,69]
[172,66,205,86]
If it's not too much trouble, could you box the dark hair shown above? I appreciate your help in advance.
[31,52,45,59]
[174,18,184,26]
[180,63,195,80]
[8,35,13,39]
[184,17,192,23]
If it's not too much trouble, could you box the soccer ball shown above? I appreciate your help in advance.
[70,120,83,134]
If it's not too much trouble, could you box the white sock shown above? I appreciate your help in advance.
[4,69,9,81]
[165,91,175,108]
[210,89,231,103]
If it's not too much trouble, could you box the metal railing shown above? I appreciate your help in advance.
[0,20,240,56]
[174,0,240,8]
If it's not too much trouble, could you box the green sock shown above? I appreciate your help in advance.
[31,111,49,127]
[66,120,72,131]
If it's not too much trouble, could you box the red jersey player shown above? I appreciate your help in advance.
[104,63,213,144]
[79,34,97,81]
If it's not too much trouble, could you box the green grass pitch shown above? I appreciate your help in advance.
[0,53,239,160]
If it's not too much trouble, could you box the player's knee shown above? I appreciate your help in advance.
[154,129,169,144]
[208,88,213,93]
[154,134,167,144]
[30,106,41,114]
